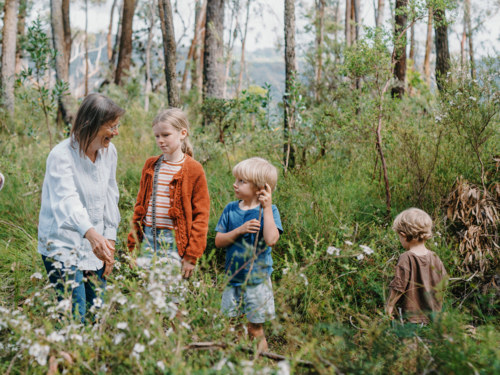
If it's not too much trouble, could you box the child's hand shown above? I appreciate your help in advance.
[257,183,272,209]
[238,219,261,235]
[181,259,195,279]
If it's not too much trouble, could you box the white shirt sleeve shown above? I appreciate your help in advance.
[103,147,121,241]
[47,151,93,237]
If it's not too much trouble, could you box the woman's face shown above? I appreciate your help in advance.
[90,117,120,151]
[153,122,187,155]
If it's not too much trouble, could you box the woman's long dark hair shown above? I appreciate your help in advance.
[70,93,125,155]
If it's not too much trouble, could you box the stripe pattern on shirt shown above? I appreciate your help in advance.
[144,154,185,229]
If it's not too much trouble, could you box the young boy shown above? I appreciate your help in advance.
[386,208,448,324]
[215,157,283,351]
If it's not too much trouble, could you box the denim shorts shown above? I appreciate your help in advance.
[221,278,276,323]
[141,226,183,303]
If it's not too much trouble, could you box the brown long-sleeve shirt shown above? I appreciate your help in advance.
[389,250,447,324]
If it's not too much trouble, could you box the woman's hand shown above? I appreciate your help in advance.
[181,259,195,279]
[85,228,114,263]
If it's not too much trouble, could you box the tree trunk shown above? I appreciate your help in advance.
[409,23,415,61]
[223,1,240,99]
[1,0,19,115]
[107,0,118,62]
[353,0,359,42]
[15,0,27,74]
[237,0,251,95]
[182,0,207,94]
[145,0,156,111]
[158,0,180,107]
[376,0,384,27]
[51,0,73,125]
[110,1,123,69]
[315,0,324,101]
[424,9,432,86]
[434,8,450,91]
[465,0,475,78]
[62,0,71,64]
[114,0,134,85]
[391,0,407,99]
[284,0,296,171]
[85,0,89,96]
[203,0,225,99]
[196,26,205,94]
[345,0,351,46]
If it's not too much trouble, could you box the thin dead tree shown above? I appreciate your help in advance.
[346,0,352,46]
[203,0,225,100]
[114,0,134,85]
[423,8,432,86]
[110,0,123,69]
[223,0,241,99]
[1,0,19,115]
[465,0,475,78]
[434,8,450,91]
[195,15,206,94]
[181,0,207,94]
[236,0,251,95]
[391,0,407,99]
[376,0,385,27]
[107,0,118,62]
[315,0,325,101]
[409,23,415,61]
[284,0,296,172]
[145,0,156,111]
[85,0,89,95]
[158,0,180,107]
[15,0,27,74]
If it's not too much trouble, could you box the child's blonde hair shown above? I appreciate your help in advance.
[232,157,278,192]
[153,108,194,157]
[392,208,433,242]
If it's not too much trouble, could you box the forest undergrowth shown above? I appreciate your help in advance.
[1,59,500,374]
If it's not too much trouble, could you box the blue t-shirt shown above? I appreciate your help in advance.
[215,201,283,286]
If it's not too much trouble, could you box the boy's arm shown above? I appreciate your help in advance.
[215,219,261,248]
[258,184,280,247]
[386,288,404,317]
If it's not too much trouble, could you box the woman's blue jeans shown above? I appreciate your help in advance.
[42,255,106,324]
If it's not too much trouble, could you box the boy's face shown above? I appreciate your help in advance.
[233,177,259,200]
[398,233,411,250]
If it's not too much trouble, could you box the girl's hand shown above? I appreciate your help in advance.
[85,228,114,263]
[181,259,195,279]
[257,184,273,209]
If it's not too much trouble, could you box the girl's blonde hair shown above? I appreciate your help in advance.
[152,108,194,157]
[392,208,433,242]
[232,157,278,192]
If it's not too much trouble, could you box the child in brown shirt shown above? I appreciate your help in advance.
[386,208,448,324]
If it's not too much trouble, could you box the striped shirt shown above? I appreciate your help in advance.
[144,154,185,229]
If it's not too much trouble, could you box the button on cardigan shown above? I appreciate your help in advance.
[38,138,121,271]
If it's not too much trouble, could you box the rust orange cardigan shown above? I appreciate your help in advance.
[127,154,210,264]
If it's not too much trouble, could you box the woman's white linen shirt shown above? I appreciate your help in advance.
[38,138,120,270]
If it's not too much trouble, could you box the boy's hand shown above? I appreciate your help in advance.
[239,219,261,235]
[257,183,272,209]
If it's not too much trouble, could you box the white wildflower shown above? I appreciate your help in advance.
[56,299,71,311]
[181,322,191,330]
[115,275,125,280]
[344,241,353,246]
[51,261,63,269]
[435,115,442,122]
[299,273,308,286]
[359,245,374,255]
[30,272,43,280]
[136,257,151,268]
[117,322,128,330]
[148,338,157,346]
[47,331,65,343]
[192,281,201,288]
[99,365,108,373]
[34,328,45,336]
[143,329,150,339]
[117,296,127,305]
[93,298,103,308]
[157,361,166,371]
[357,254,364,261]
[113,333,125,345]
[29,343,50,366]
[327,246,340,256]
[470,96,476,101]
[70,334,83,344]
[213,358,228,371]
[277,360,291,375]
[133,343,145,353]
[282,268,289,275]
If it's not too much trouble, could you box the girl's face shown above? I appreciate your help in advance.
[153,122,187,155]
[233,177,258,200]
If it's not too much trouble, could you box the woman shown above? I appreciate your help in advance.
[38,93,124,323]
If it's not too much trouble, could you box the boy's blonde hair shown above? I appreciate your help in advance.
[392,208,433,242]
[232,157,278,192]
[153,108,194,157]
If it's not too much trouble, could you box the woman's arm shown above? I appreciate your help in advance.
[103,146,121,242]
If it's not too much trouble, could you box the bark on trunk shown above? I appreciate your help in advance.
[107,0,118,62]
[465,0,475,78]
[85,0,89,95]
[15,0,27,74]
[315,0,324,101]
[424,9,432,86]
[203,0,225,99]
[345,0,351,46]
[114,0,134,85]
[51,0,73,125]
[236,0,251,94]
[145,0,155,111]
[110,1,123,69]
[181,0,206,94]
[409,23,415,61]
[158,0,180,107]
[223,1,240,99]
[434,8,450,91]
[1,0,19,115]
[353,0,359,42]
[196,26,205,94]
[62,0,71,62]
[376,0,384,27]
[391,0,407,99]
[284,0,296,171]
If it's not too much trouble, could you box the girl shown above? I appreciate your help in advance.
[128,108,210,286]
